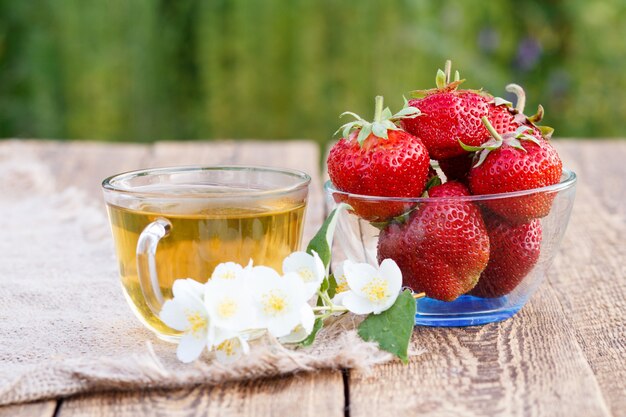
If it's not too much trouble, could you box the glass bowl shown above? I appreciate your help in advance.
[324,169,577,327]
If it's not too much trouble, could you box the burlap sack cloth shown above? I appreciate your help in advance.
[0,157,420,406]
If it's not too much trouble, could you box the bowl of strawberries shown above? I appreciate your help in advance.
[325,61,577,326]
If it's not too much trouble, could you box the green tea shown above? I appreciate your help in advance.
[106,200,306,338]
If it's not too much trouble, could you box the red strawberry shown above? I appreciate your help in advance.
[377,181,490,302]
[488,83,554,140]
[463,117,562,224]
[470,216,542,298]
[437,154,473,183]
[402,61,499,160]
[327,96,430,222]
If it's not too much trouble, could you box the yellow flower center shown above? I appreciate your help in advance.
[185,311,208,335]
[262,290,288,316]
[362,277,389,303]
[335,274,349,293]
[217,298,237,318]
[219,270,237,279]
[297,267,315,283]
[217,339,237,356]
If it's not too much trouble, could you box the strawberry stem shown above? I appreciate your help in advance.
[374,95,384,123]
[481,116,504,142]
[505,83,526,113]
[444,60,452,84]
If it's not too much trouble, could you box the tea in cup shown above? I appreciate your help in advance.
[102,166,310,341]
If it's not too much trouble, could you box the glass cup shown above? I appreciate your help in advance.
[102,166,310,341]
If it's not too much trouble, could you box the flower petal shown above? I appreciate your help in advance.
[176,332,207,363]
[159,299,190,331]
[211,262,245,282]
[215,336,249,364]
[379,258,403,295]
[204,279,256,330]
[267,309,302,338]
[341,291,375,315]
[343,261,379,296]
[278,304,316,344]
[172,279,206,310]
[283,251,326,299]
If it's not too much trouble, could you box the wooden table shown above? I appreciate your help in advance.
[0,139,624,417]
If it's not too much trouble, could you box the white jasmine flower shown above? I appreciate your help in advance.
[332,262,349,294]
[278,304,316,344]
[159,279,211,363]
[248,266,311,338]
[204,277,256,332]
[214,335,250,364]
[333,259,402,315]
[211,261,250,282]
[282,251,326,299]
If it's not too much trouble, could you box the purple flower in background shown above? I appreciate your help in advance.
[515,37,542,71]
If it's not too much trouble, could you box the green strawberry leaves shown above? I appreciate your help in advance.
[357,289,416,363]
[334,96,420,145]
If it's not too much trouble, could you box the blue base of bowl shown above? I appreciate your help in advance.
[414,294,522,327]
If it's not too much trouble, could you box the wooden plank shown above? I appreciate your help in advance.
[45,139,344,417]
[0,401,57,417]
[548,140,626,416]
[58,371,343,417]
[327,139,619,416]
[349,286,611,416]
[0,139,153,200]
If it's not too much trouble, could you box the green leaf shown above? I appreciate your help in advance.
[382,120,399,130]
[435,69,446,88]
[473,148,491,167]
[492,97,513,107]
[528,104,544,124]
[539,125,554,139]
[326,274,338,299]
[357,290,416,363]
[339,111,363,121]
[306,204,346,270]
[356,124,372,145]
[458,139,483,152]
[371,122,388,139]
[381,107,393,120]
[392,106,421,119]
[300,318,324,347]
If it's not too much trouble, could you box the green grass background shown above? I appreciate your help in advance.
[1,0,624,143]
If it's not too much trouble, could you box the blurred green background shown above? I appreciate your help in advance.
[1,0,625,144]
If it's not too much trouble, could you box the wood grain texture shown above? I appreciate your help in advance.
[548,140,626,416]
[58,371,344,417]
[0,401,57,417]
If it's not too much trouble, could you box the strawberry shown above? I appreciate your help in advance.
[327,96,430,222]
[470,216,542,298]
[402,61,500,160]
[488,83,554,140]
[377,181,490,302]
[462,117,562,224]
[437,154,473,183]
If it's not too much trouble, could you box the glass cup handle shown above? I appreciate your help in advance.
[136,218,172,316]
